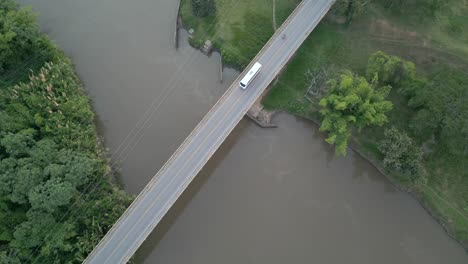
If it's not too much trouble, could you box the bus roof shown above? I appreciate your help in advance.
[240,62,262,88]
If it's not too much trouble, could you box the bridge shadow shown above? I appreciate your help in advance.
[134,119,250,262]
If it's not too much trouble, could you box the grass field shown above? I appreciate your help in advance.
[180,0,468,246]
[370,0,468,58]
[180,0,299,68]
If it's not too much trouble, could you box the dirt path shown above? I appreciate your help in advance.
[272,0,277,31]
[371,19,468,69]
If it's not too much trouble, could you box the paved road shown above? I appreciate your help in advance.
[84,0,334,263]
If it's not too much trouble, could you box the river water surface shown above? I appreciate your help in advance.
[19,0,468,263]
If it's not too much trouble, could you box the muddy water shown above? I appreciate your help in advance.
[135,113,468,263]
[19,0,238,193]
[19,0,468,263]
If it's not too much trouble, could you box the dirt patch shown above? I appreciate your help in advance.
[325,13,346,24]
[368,36,468,72]
[272,0,278,31]
[247,102,277,128]
[369,19,421,43]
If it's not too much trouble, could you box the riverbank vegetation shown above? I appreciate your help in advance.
[318,69,393,155]
[180,0,468,247]
[180,0,300,68]
[0,1,132,262]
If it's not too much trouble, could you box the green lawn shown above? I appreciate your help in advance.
[180,0,299,68]
[369,0,468,59]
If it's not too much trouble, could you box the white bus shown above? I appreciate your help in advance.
[239,62,262,89]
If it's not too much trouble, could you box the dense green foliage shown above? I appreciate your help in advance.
[319,70,392,155]
[190,0,216,18]
[0,1,132,263]
[331,0,368,24]
[366,51,415,86]
[0,0,54,78]
[0,1,38,72]
[400,69,468,157]
[378,127,422,177]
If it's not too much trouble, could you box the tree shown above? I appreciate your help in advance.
[0,1,43,73]
[378,127,423,177]
[319,70,393,155]
[0,129,35,158]
[0,250,21,264]
[366,51,415,86]
[0,48,131,263]
[11,209,76,261]
[401,67,468,156]
[191,0,216,18]
[8,61,97,151]
[28,178,74,213]
[398,76,427,105]
[409,109,437,142]
[331,0,369,24]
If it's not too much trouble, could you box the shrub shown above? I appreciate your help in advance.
[379,127,423,178]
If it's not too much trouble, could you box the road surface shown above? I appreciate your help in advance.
[84,0,334,263]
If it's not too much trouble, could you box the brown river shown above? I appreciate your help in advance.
[19,0,468,263]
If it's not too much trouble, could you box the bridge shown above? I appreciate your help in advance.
[84,0,334,262]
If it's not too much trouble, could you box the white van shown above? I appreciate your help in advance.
[239,62,262,89]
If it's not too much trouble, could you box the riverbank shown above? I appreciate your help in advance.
[262,8,468,248]
[270,109,468,250]
[179,0,468,250]
[0,1,132,262]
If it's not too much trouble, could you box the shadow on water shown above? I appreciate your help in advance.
[349,150,397,193]
[290,114,336,167]
[288,113,396,192]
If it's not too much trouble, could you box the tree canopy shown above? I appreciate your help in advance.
[0,0,55,75]
[366,51,416,86]
[0,1,132,262]
[0,60,132,263]
[319,70,393,155]
[400,68,468,157]
[331,0,368,24]
[379,127,423,177]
